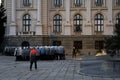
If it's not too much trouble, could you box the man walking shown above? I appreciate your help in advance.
[30,47,38,71]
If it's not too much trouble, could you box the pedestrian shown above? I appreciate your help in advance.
[30,47,38,71]
[72,47,76,58]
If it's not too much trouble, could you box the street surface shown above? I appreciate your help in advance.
[0,55,120,80]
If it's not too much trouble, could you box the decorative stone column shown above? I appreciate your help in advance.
[36,0,42,35]
[64,0,71,35]
[9,0,16,35]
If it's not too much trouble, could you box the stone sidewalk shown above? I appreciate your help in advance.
[0,56,119,80]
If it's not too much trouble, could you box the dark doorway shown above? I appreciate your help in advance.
[21,41,30,48]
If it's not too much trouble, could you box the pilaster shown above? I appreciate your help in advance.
[107,0,113,26]
[86,0,92,26]
[36,0,42,35]
[9,0,16,35]
[64,0,71,35]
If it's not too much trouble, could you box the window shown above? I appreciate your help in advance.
[23,0,31,6]
[95,40,104,49]
[74,0,82,7]
[74,41,82,49]
[53,14,62,32]
[74,14,83,32]
[23,14,31,32]
[53,41,61,46]
[94,14,104,32]
[54,0,62,7]
[95,0,103,6]
[116,13,120,24]
[116,0,120,5]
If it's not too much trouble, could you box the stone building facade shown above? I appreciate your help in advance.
[3,0,120,54]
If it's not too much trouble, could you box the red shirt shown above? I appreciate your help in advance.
[30,49,37,55]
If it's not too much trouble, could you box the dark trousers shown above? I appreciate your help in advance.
[72,53,76,58]
[30,61,37,70]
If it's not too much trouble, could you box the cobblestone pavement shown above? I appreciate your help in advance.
[0,56,120,80]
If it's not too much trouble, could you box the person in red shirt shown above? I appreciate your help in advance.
[30,47,38,71]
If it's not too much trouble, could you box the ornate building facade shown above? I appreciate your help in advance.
[3,0,120,54]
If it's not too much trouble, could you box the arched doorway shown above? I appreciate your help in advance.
[21,41,30,48]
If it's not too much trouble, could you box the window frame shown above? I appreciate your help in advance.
[53,14,62,32]
[23,14,31,32]
[54,0,63,7]
[23,0,31,6]
[95,0,104,6]
[74,0,83,7]
[74,14,83,32]
[94,13,104,32]
[116,0,120,6]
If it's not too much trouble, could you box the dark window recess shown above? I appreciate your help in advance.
[95,40,104,49]
[74,41,82,49]
[53,41,61,46]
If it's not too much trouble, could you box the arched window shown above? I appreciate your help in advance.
[53,14,62,32]
[23,14,31,32]
[74,14,83,32]
[94,13,104,32]
[116,13,120,24]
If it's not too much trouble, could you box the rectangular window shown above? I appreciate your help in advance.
[95,0,103,6]
[95,40,104,49]
[74,41,82,49]
[54,0,62,7]
[53,41,61,46]
[23,0,31,6]
[74,0,82,7]
[116,0,120,5]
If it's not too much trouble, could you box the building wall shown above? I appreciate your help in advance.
[4,0,120,54]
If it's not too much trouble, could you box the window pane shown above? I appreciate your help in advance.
[101,26,103,31]
[77,20,79,25]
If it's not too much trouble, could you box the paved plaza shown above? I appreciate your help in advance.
[0,55,120,80]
